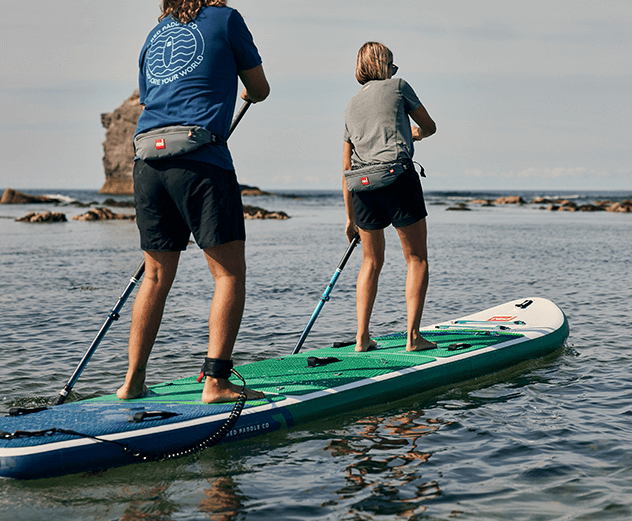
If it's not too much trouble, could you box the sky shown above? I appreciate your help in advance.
[1,0,630,192]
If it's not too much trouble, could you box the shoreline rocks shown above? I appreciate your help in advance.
[243,205,289,220]
[16,212,67,223]
[1,189,62,205]
[72,208,135,221]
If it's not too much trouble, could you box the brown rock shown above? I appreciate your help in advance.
[446,203,471,211]
[103,198,135,208]
[1,189,62,205]
[494,196,525,205]
[16,211,67,223]
[98,92,275,198]
[577,204,605,212]
[72,207,135,221]
[607,202,632,213]
[243,205,289,220]
[532,197,552,204]
[240,185,272,196]
[470,199,494,206]
[99,91,143,195]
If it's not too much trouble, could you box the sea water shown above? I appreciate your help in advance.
[1,189,631,520]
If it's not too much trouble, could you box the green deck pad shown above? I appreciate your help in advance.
[318,329,523,358]
[87,377,277,406]
[230,353,435,397]
[88,329,522,403]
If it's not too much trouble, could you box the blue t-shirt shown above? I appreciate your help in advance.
[135,6,262,170]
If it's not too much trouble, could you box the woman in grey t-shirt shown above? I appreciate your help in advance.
[343,41,436,352]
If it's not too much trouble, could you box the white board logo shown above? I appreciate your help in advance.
[146,22,205,85]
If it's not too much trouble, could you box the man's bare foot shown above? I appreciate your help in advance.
[355,339,377,352]
[117,383,149,400]
[406,336,437,352]
[202,377,265,404]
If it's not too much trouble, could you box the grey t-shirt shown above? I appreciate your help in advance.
[344,78,422,167]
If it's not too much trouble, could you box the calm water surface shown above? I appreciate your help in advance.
[1,189,631,520]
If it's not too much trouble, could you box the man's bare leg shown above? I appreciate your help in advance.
[201,240,265,403]
[117,251,180,399]
[395,219,436,351]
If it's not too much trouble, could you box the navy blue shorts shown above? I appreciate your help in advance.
[352,167,428,230]
[133,158,245,251]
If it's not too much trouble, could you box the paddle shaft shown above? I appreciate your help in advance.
[53,101,252,405]
[292,233,360,355]
[53,261,145,405]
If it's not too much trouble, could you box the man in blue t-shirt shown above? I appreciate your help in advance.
[117,0,269,404]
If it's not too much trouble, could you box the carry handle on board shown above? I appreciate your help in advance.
[52,101,252,406]
[292,233,360,355]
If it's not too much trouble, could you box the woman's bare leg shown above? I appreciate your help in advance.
[395,219,436,351]
[355,228,385,351]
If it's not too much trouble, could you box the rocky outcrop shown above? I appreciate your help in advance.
[605,201,632,213]
[240,185,272,196]
[470,199,495,206]
[1,189,62,204]
[72,208,135,221]
[16,212,67,223]
[243,205,289,219]
[102,198,135,208]
[99,91,143,195]
[495,196,525,205]
[544,200,632,213]
[446,203,471,211]
[99,93,277,196]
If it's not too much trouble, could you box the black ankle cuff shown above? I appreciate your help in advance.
[201,358,233,379]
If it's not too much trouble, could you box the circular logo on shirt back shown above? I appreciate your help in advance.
[146,22,205,84]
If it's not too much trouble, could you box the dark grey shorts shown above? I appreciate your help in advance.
[133,158,245,251]
[352,167,428,230]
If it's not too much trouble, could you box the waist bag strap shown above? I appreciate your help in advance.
[134,125,226,161]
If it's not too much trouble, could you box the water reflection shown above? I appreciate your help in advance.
[115,474,245,521]
[325,410,450,516]
[199,477,245,521]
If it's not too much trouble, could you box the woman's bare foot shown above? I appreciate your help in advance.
[406,336,437,352]
[202,377,265,404]
[355,339,377,352]
[117,382,149,400]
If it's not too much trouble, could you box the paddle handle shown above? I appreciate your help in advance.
[292,233,360,355]
[228,101,251,138]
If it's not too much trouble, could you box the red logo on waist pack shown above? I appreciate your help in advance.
[361,176,370,186]
[155,138,166,150]
[487,315,517,322]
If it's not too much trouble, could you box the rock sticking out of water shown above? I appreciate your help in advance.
[495,196,526,205]
[240,185,272,196]
[243,205,290,219]
[1,189,62,205]
[72,208,135,221]
[446,203,471,211]
[16,212,67,223]
[544,200,632,213]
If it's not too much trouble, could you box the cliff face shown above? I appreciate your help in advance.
[98,93,269,197]
[99,91,143,195]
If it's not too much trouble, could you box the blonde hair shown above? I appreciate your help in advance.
[159,0,227,24]
[355,42,393,85]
